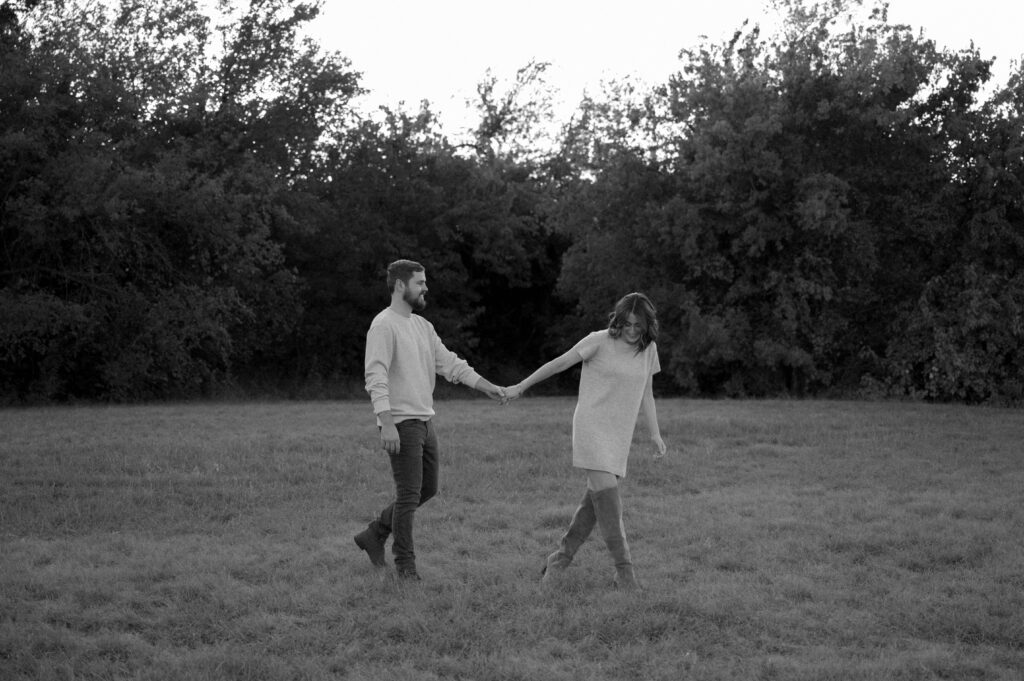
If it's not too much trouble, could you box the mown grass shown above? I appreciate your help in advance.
[1,398,1022,680]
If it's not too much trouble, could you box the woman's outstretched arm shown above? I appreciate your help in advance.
[504,349,582,400]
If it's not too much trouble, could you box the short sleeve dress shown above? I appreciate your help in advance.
[570,330,661,478]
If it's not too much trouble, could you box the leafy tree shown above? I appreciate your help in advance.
[556,0,1016,399]
[285,96,569,388]
[3,0,1018,404]
[0,0,359,400]
[885,60,1024,402]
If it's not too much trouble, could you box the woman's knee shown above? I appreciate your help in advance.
[586,469,618,491]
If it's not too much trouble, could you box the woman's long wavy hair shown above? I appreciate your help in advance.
[606,292,659,353]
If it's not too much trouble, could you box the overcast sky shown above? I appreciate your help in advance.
[304,0,1023,128]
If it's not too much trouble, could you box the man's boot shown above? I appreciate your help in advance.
[591,486,640,590]
[541,490,596,583]
[353,519,389,568]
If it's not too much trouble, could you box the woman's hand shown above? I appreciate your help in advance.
[652,435,667,459]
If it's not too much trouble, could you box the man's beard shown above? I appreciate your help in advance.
[404,290,427,310]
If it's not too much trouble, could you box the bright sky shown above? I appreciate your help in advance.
[306,0,1023,129]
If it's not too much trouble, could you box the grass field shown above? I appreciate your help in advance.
[1,397,1022,680]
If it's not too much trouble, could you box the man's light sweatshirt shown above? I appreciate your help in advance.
[364,308,482,423]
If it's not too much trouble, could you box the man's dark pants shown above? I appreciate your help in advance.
[374,419,438,572]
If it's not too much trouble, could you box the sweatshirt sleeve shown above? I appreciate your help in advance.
[364,322,393,414]
[432,332,482,388]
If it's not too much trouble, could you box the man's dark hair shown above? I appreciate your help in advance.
[387,259,425,292]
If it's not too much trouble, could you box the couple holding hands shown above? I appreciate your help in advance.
[356,259,667,589]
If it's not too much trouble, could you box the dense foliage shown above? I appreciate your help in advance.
[1,0,1021,403]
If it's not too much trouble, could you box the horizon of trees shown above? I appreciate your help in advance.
[1,0,1022,405]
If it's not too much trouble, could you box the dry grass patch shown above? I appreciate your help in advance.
[1,398,1022,680]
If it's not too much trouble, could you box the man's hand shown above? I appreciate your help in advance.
[380,423,400,455]
[476,379,506,403]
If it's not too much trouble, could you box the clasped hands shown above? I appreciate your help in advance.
[481,383,524,405]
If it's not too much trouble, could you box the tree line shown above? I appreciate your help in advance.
[1,0,1022,404]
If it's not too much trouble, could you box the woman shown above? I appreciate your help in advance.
[504,292,666,589]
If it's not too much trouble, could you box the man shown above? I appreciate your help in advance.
[355,259,505,580]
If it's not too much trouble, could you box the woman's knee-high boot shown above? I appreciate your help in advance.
[591,486,640,590]
[541,490,596,582]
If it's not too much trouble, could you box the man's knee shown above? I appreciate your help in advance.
[394,477,423,506]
